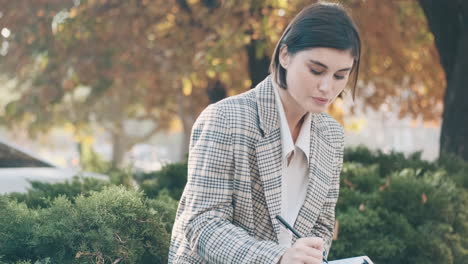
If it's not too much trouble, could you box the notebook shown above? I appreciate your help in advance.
[326,256,373,264]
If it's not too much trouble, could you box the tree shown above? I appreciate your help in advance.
[1,0,461,166]
[0,0,265,165]
[0,0,235,166]
[237,0,453,159]
[0,0,179,167]
[0,0,290,164]
[418,0,468,161]
[238,0,467,163]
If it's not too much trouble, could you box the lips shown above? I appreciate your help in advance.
[312,97,328,104]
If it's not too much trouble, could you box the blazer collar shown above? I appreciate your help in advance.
[255,75,280,136]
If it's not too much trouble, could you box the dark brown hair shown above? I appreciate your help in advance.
[269,2,361,99]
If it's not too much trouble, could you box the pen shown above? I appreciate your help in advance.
[275,215,328,263]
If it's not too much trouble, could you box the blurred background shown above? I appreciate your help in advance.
[1,0,465,170]
[0,1,467,263]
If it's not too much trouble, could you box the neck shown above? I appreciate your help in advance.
[274,82,308,135]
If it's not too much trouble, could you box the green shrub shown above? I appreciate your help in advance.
[333,158,468,264]
[106,167,136,189]
[0,197,37,262]
[437,153,468,189]
[2,146,467,263]
[344,146,435,177]
[0,186,172,263]
[336,162,380,212]
[138,162,187,200]
[147,190,179,234]
[332,207,412,263]
[7,176,110,209]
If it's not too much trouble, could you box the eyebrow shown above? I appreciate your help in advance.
[309,60,352,72]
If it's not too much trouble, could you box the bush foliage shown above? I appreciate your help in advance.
[137,162,188,200]
[0,146,467,263]
[7,176,111,209]
[333,146,468,263]
[0,186,174,264]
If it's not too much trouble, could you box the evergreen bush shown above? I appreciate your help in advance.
[7,176,110,209]
[331,147,468,263]
[138,162,187,200]
[0,186,171,263]
[1,146,466,263]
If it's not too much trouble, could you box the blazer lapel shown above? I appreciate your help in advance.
[256,131,282,241]
[254,76,283,241]
[254,76,333,242]
[293,114,332,239]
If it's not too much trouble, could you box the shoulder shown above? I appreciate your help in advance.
[214,88,258,117]
[196,88,259,128]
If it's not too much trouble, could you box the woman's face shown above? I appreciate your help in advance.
[279,46,355,114]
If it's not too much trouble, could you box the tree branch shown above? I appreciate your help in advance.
[127,122,160,147]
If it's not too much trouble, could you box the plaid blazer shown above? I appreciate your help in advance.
[169,75,344,263]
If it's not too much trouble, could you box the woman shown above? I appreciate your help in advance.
[169,2,361,264]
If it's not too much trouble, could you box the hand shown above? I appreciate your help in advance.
[278,237,324,264]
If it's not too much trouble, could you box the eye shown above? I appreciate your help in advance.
[310,69,323,75]
[334,74,345,80]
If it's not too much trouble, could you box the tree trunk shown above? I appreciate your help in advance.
[111,129,127,168]
[177,79,226,161]
[419,0,468,161]
[178,93,196,161]
[181,118,192,161]
[207,79,227,103]
[440,31,468,161]
[246,38,271,88]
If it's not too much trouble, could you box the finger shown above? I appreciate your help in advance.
[298,246,323,259]
[297,237,324,249]
[301,255,323,264]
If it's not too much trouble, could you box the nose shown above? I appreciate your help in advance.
[317,76,332,95]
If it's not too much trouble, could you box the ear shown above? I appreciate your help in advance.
[278,45,290,69]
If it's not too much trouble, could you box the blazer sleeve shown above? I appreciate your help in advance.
[309,125,344,258]
[183,104,288,264]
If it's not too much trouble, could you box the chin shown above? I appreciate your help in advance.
[301,101,328,114]
[307,106,327,114]
[309,110,325,114]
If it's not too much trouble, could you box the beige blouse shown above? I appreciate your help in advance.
[273,82,312,246]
